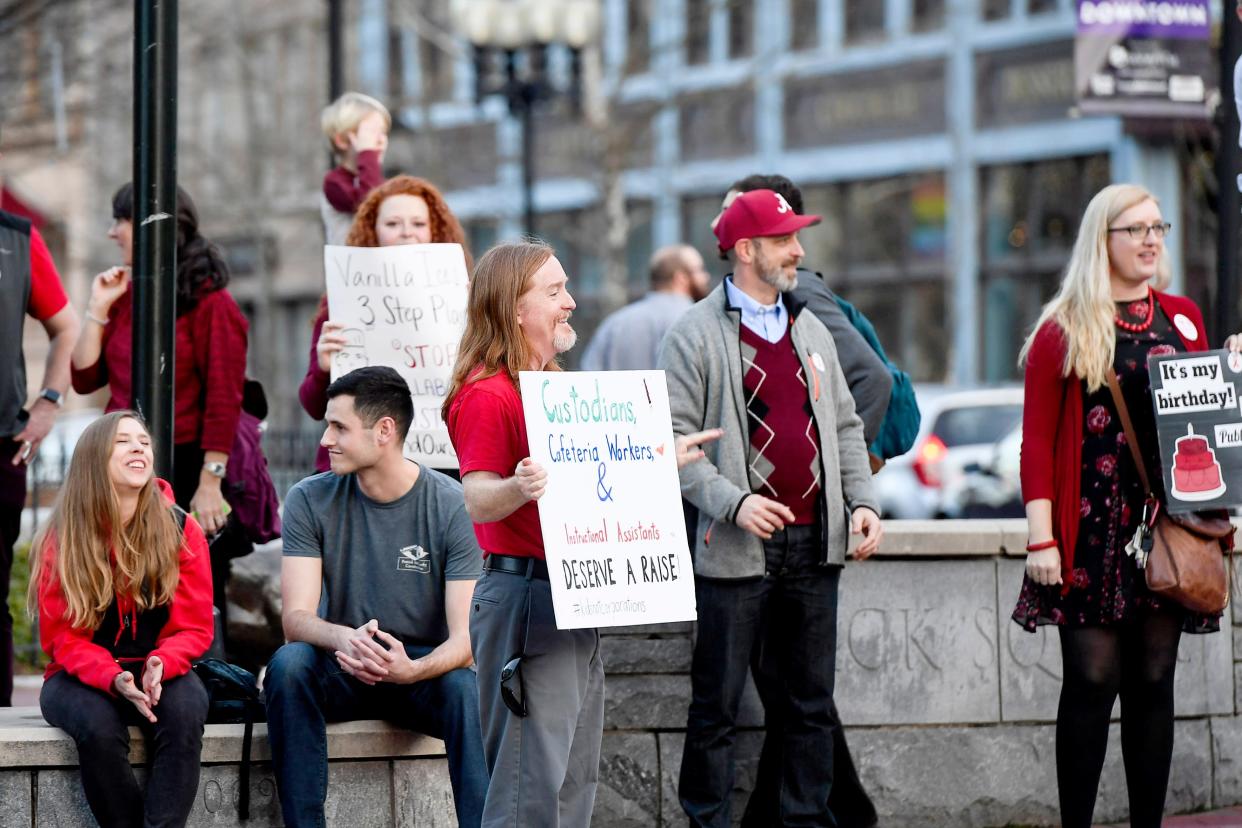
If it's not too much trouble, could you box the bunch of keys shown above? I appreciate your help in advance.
[1124,500,1155,569]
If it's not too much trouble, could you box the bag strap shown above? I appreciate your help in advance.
[1105,368,1154,497]
[239,705,253,820]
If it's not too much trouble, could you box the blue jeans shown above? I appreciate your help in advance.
[264,641,487,828]
[679,523,843,828]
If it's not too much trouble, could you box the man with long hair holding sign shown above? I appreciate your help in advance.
[444,241,602,827]
[444,241,721,827]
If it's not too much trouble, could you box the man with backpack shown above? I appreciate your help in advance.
[716,174,921,470]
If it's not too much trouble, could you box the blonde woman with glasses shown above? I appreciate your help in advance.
[1013,184,1242,826]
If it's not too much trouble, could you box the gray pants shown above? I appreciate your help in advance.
[470,568,605,827]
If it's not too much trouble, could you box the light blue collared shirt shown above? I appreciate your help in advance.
[725,277,788,344]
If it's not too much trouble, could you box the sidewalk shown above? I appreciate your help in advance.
[1101,808,1242,826]
[11,674,40,706]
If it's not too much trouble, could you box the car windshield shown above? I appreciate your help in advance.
[932,404,1023,448]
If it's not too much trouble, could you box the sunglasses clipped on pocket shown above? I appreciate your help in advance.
[500,655,526,717]
[500,583,534,718]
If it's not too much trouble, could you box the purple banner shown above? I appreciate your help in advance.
[1076,1,1210,40]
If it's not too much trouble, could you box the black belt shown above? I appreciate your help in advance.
[484,553,549,581]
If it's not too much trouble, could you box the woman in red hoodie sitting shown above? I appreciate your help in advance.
[31,411,213,828]
[1012,184,1241,828]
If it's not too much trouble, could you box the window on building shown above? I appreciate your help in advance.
[626,202,656,298]
[418,3,456,103]
[728,0,754,59]
[626,0,651,74]
[463,220,498,261]
[533,202,653,367]
[844,0,885,44]
[686,0,711,65]
[385,2,455,105]
[978,155,1110,382]
[982,0,1011,20]
[912,0,946,31]
[1027,0,1058,14]
[801,175,949,382]
[790,0,818,51]
[681,193,730,281]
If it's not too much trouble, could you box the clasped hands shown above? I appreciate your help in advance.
[334,619,423,685]
[112,655,164,723]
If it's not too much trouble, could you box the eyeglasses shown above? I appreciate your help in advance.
[1107,222,1172,241]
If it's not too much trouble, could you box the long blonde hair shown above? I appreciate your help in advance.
[1018,183,1171,391]
[442,241,560,419]
[28,411,185,630]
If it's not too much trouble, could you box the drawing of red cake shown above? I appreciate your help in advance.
[1170,424,1227,502]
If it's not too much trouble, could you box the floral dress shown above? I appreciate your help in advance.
[1012,296,1219,634]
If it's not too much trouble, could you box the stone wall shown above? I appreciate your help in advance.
[29,520,1241,826]
[0,710,456,827]
[589,519,1242,827]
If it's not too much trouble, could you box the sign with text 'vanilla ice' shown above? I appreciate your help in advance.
[324,244,469,468]
[1148,350,1242,513]
[520,371,696,630]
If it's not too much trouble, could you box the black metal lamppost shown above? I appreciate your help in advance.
[452,0,601,236]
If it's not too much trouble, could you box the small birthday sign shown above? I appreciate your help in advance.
[519,370,697,630]
[1148,349,1242,513]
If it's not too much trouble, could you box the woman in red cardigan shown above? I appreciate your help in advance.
[1013,184,1240,827]
[71,183,250,618]
[31,411,213,828]
[300,175,473,472]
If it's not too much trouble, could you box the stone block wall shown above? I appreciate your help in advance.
[55,519,1233,827]
[588,519,1242,827]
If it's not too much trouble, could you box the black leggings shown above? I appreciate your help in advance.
[1056,612,1182,828]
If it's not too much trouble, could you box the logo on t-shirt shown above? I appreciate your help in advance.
[397,544,430,573]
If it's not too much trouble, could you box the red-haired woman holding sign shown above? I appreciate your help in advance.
[300,175,473,471]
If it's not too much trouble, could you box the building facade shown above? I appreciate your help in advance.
[0,0,1223,444]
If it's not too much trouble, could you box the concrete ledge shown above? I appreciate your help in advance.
[0,707,446,769]
[864,518,1242,559]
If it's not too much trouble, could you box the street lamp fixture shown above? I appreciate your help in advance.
[452,0,601,236]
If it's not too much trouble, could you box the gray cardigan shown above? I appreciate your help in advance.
[657,281,879,578]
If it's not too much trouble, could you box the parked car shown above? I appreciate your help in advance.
[937,423,1024,519]
[874,388,1024,519]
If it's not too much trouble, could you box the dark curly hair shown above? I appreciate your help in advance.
[111,183,230,314]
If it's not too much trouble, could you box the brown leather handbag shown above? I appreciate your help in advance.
[1106,369,1233,614]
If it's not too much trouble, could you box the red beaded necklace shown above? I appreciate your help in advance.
[1115,289,1155,333]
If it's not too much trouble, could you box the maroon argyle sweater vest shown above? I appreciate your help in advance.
[739,322,821,525]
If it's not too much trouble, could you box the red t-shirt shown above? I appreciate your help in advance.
[446,370,545,559]
[29,227,69,321]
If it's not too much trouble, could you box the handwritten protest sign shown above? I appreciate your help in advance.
[520,370,697,630]
[324,244,469,468]
[1148,349,1242,512]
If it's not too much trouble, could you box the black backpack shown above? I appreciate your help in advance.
[192,658,265,819]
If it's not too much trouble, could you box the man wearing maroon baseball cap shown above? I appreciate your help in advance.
[658,188,883,826]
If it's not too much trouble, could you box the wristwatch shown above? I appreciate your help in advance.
[202,461,227,479]
[37,388,62,408]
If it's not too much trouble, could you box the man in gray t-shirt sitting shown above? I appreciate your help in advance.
[264,366,486,828]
